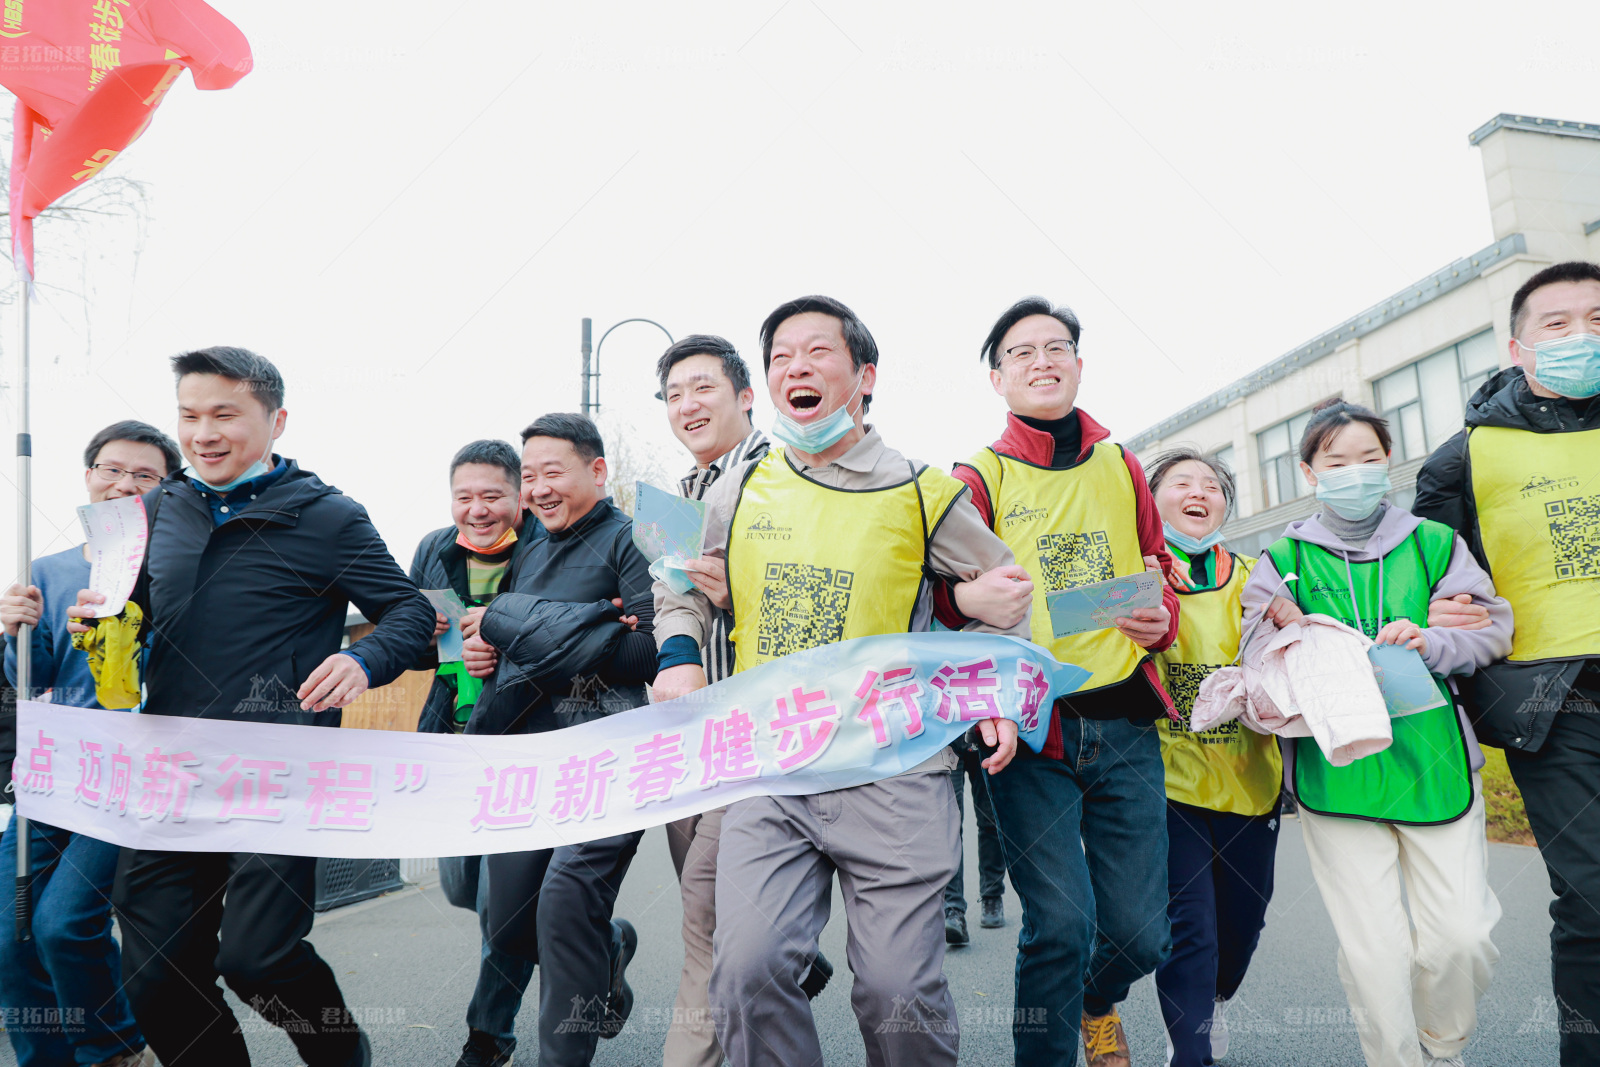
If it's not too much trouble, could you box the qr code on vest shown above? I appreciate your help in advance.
[1164,663,1236,740]
[1035,530,1115,592]
[755,563,854,659]
[1546,495,1600,581]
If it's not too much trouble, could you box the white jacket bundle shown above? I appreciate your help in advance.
[1190,614,1391,767]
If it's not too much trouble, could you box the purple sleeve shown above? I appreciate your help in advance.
[1419,534,1513,677]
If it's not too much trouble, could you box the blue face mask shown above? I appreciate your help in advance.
[771,372,865,455]
[1313,463,1391,521]
[1520,333,1600,399]
[1163,521,1225,556]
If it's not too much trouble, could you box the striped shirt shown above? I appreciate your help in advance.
[679,428,769,683]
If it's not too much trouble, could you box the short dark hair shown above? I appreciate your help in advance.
[981,297,1082,369]
[83,419,182,477]
[449,439,520,486]
[655,334,753,406]
[520,412,605,462]
[1510,260,1600,337]
[170,346,284,411]
[1146,447,1237,518]
[759,295,878,411]
[1297,399,1392,464]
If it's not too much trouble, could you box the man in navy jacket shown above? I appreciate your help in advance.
[71,347,433,1067]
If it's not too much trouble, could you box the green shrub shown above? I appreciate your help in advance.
[1480,745,1534,845]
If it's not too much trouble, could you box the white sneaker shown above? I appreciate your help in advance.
[1210,996,1231,1060]
[1422,1048,1465,1067]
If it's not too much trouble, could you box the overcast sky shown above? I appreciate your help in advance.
[3,0,1596,573]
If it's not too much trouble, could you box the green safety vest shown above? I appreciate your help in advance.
[1265,521,1472,825]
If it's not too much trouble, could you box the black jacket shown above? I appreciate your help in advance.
[1413,366,1600,750]
[134,460,435,726]
[465,498,655,736]
[407,513,545,734]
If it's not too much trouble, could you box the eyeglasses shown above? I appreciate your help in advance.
[89,463,162,488]
[1001,340,1076,366]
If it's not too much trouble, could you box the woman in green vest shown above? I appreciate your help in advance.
[1145,447,1282,1067]
[1240,399,1512,1067]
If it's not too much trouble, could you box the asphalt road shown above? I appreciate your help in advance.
[18,809,1557,1067]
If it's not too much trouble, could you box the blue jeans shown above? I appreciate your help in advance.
[987,716,1171,1065]
[440,855,536,1041]
[1155,800,1279,1067]
[0,821,143,1065]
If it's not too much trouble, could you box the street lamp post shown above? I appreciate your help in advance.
[580,316,674,416]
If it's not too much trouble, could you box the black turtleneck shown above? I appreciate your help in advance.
[1018,411,1083,468]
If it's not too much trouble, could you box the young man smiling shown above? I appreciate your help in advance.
[652,295,1034,1067]
[409,439,544,1067]
[1,420,180,1067]
[943,297,1180,1067]
[67,347,434,1067]
[462,413,655,1067]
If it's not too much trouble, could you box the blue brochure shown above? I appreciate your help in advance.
[422,588,468,663]
[1367,642,1449,717]
[1045,571,1165,639]
[633,482,707,595]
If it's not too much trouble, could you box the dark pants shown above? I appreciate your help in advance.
[987,717,1171,1065]
[1155,800,1279,1067]
[486,831,644,1067]
[439,855,536,1042]
[1506,703,1600,1067]
[112,849,359,1067]
[0,821,143,1066]
[943,737,1006,915]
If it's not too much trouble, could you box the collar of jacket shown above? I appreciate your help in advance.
[680,428,770,496]
[164,457,321,527]
[546,496,619,542]
[1466,365,1600,434]
[437,509,545,599]
[993,408,1111,466]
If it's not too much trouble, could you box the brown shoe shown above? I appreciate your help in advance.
[1082,1009,1131,1067]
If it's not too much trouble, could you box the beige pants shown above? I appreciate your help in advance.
[663,807,725,1067]
[1298,776,1502,1067]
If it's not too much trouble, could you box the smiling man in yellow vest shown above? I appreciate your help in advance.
[1414,260,1600,1067]
[652,295,1034,1067]
[940,296,1180,1067]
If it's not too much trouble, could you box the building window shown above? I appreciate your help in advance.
[1256,410,1314,510]
[1212,444,1236,476]
[1373,330,1498,462]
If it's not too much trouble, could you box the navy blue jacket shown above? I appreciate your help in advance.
[133,459,434,726]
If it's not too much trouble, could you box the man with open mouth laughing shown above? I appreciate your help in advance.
[941,297,1182,1067]
[651,296,1034,1067]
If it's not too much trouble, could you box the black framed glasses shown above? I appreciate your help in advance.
[88,463,163,488]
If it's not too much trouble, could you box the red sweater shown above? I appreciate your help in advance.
[940,409,1178,757]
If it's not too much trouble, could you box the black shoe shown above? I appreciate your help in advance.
[347,1029,372,1067]
[601,918,639,1039]
[945,911,970,945]
[799,950,834,1000]
[455,1028,514,1067]
[980,897,1006,928]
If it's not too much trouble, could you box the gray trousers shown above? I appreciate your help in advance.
[710,764,961,1067]
[664,808,725,1067]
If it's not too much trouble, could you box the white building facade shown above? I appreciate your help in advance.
[1126,113,1600,556]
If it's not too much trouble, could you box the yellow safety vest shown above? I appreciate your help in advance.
[1154,551,1283,816]
[1469,425,1600,662]
[727,447,967,673]
[960,443,1147,692]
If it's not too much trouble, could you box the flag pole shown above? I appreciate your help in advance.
[13,257,31,942]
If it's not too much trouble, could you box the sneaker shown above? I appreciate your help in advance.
[799,950,834,1000]
[944,911,970,946]
[1210,996,1230,1060]
[91,1049,157,1067]
[456,1027,515,1067]
[1081,1009,1131,1067]
[1422,1048,1465,1067]
[601,918,639,1039]
[979,897,1006,928]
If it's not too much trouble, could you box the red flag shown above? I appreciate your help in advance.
[1,0,251,276]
